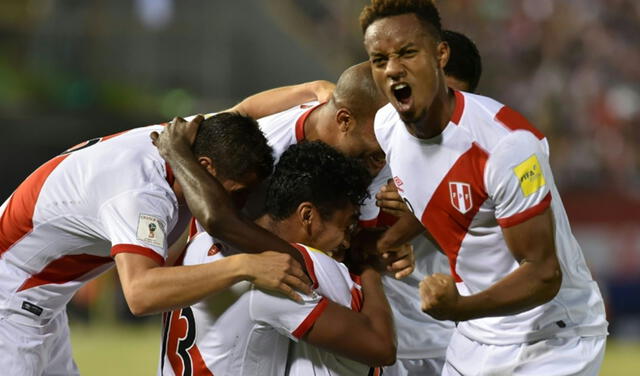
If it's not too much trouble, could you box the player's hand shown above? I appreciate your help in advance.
[311,80,335,103]
[381,243,415,279]
[150,115,204,158]
[419,273,460,320]
[376,179,410,217]
[244,251,313,303]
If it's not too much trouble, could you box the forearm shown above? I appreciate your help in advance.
[123,255,249,315]
[360,269,396,345]
[229,80,333,118]
[455,259,562,321]
[376,212,424,251]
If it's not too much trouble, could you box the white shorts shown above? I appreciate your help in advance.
[443,329,606,376]
[0,310,79,376]
[384,357,445,376]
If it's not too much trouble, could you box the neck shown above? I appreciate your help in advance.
[408,85,455,139]
[255,215,297,244]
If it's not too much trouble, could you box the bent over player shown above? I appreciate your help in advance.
[360,0,608,375]
[160,141,396,375]
[0,113,312,375]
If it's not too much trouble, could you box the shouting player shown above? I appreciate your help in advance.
[360,0,608,375]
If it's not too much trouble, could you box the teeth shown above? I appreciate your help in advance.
[392,83,407,91]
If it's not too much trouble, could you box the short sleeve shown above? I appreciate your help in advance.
[484,130,552,228]
[359,164,392,224]
[99,189,177,265]
[249,288,328,342]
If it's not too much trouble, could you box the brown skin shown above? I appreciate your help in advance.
[364,13,562,321]
[256,203,396,366]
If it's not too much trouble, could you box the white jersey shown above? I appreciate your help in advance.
[382,235,454,359]
[0,125,186,323]
[374,91,607,345]
[256,102,390,223]
[159,231,373,376]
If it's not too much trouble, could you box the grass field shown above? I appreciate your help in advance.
[70,322,640,375]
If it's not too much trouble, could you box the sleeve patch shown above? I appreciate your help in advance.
[513,154,546,196]
[136,214,166,248]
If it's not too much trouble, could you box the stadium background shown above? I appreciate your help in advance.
[1,0,638,374]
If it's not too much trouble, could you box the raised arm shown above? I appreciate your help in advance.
[226,80,335,118]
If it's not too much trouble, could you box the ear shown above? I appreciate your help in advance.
[335,108,353,133]
[198,156,217,176]
[436,40,450,70]
[296,202,316,235]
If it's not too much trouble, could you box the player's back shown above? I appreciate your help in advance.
[0,125,177,322]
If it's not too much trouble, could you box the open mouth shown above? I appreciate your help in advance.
[392,83,412,105]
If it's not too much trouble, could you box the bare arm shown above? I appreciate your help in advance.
[303,268,396,366]
[150,116,308,269]
[226,80,335,118]
[115,251,310,316]
[420,208,562,321]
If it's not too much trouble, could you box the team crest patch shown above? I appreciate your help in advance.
[513,154,546,196]
[136,214,165,248]
[449,182,473,214]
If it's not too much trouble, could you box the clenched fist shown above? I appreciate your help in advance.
[419,273,460,321]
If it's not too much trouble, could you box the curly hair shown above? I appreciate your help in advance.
[265,141,372,220]
[192,112,274,181]
[443,30,482,92]
[359,0,442,39]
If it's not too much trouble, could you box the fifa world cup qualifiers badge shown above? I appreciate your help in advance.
[136,214,166,247]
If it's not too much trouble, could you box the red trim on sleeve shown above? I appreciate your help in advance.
[358,218,378,228]
[376,211,399,227]
[291,243,318,288]
[494,106,545,140]
[295,103,325,142]
[292,297,329,339]
[451,90,465,125]
[497,192,552,228]
[111,244,165,266]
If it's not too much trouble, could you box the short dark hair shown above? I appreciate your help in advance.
[443,30,482,92]
[331,62,387,121]
[192,112,274,181]
[360,0,442,39]
[265,141,371,220]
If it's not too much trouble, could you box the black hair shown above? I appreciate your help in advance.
[192,112,274,181]
[265,141,371,220]
[360,0,442,39]
[443,30,482,92]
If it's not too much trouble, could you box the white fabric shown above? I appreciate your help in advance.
[383,357,445,376]
[0,310,79,376]
[442,329,606,376]
[159,232,370,376]
[0,125,180,323]
[374,91,607,345]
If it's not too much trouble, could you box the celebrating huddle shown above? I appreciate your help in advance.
[0,1,607,376]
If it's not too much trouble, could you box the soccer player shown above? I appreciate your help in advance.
[360,0,608,375]
[160,141,396,375]
[373,28,484,376]
[0,113,314,375]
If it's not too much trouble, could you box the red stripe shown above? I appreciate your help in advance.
[350,286,363,312]
[420,143,489,282]
[165,162,175,187]
[292,297,328,338]
[295,103,325,142]
[292,243,318,288]
[451,90,465,125]
[358,218,378,228]
[0,155,69,258]
[497,192,552,228]
[376,211,399,227]
[111,244,165,266]
[188,217,198,240]
[495,106,545,140]
[17,254,113,291]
